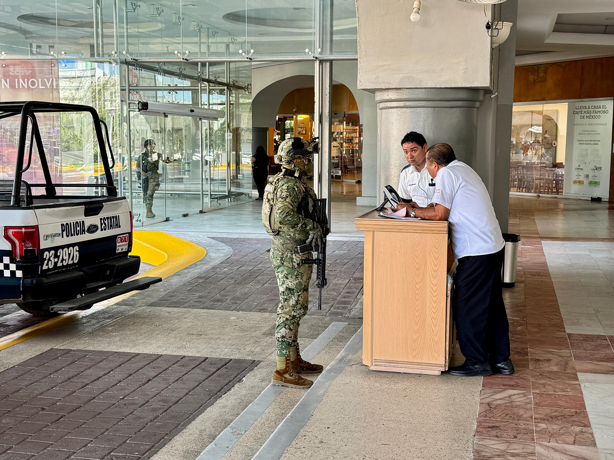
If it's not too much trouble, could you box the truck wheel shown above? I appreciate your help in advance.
[16,302,58,317]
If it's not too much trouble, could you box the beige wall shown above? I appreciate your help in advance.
[355,0,492,90]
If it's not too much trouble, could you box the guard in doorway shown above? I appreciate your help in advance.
[262,137,323,389]
[140,139,160,218]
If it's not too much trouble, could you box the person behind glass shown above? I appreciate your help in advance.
[252,145,269,201]
[140,139,160,218]
[395,131,435,212]
[408,143,514,377]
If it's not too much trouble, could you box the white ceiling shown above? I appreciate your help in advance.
[0,0,613,66]
[516,0,614,65]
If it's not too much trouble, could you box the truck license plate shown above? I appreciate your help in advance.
[42,246,80,270]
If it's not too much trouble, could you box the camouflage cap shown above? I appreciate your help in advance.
[274,137,314,165]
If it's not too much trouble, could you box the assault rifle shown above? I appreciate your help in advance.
[301,198,329,310]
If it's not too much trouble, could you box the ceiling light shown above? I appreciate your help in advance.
[410,0,421,22]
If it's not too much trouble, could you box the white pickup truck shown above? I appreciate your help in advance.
[0,101,160,316]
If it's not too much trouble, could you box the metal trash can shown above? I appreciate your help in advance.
[502,233,520,288]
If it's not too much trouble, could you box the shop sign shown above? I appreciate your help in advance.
[564,98,613,199]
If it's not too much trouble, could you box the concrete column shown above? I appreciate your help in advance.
[357,0,499,211]
[252,127,268,155]
[375,88,484,200]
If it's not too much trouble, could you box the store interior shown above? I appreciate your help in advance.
[273,84,363,197]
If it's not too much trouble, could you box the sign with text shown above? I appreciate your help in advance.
[564,98,613,199]
[0,60,60,102]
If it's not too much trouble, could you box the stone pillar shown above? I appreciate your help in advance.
[375,88,484,199]
[357,0,492,201]
[252,127,269,156]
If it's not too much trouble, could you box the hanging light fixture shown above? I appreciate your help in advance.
[457,0,507,3]
[410,0,422,22]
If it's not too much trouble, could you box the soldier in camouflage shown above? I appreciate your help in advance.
[140,139,160,218]
[262,137,324,389]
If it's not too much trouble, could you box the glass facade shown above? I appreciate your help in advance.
[0,0,358,226]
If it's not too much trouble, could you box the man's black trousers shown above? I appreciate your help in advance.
[453,248,510,366]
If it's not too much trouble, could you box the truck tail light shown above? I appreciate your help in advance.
[3,226,40,261]
[129,211,134,252]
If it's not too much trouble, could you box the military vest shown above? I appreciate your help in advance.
[262,169,314,236]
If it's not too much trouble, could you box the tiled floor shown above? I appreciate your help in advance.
[473,196,614,460]
[543,241,614,336]
[0,349,256,460]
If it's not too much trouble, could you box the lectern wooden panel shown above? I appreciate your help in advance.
[355,210,451,375]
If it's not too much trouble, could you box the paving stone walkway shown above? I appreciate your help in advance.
[148,238,364,318]
[0,349,257,459]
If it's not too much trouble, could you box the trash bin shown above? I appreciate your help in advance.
[502,233,520,288]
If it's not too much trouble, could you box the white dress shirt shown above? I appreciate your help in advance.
[430,160,505,260]
[398,165,435,208]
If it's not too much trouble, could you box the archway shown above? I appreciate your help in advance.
[275,84,362,198]
[251,61,377,205]
[252,76,365,198]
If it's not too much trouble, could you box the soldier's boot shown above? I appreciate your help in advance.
[272,355,313,389]
[146,205,155,218]
[290,344,324,374]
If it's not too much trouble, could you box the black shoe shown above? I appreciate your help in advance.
[448,362,493,377]
[448,363,466,372]
[493,359,515,375]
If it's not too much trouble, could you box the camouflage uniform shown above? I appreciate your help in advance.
[141,151,160,207]
[269,173,319,358]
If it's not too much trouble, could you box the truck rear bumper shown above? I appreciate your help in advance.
[21,256,141,303]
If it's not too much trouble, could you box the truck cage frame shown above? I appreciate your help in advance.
[0,101,118,207]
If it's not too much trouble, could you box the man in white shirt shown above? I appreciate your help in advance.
[396,132,435,209]
[409,143,513,377]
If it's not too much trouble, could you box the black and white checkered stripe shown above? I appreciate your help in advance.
[1,256,22,278]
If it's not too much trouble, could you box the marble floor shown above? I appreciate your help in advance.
[506,196,614,460]
[544,241,614,336]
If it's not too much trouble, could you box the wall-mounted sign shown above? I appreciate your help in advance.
[564,99,613,199]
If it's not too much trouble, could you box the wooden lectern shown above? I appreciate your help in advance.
[355,210,453,375]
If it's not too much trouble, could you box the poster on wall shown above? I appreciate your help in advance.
[564,98,613,199]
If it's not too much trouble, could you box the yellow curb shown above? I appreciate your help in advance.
[0,232,206,351]
[0,313,80,351]
[131,231,207,280]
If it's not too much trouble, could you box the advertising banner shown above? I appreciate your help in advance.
[564,98,613,199]
[0,60,60,185]
[0,59,60,102]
